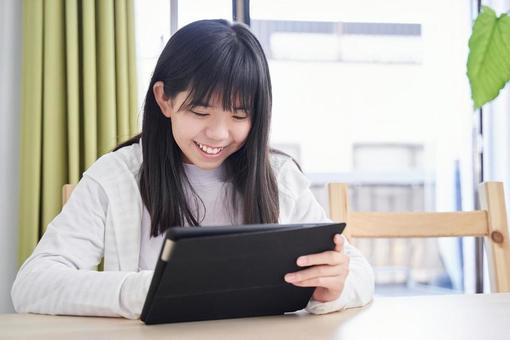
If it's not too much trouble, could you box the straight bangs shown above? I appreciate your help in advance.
[178,43,261,116]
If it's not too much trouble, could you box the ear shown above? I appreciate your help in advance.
[153,81,173,118]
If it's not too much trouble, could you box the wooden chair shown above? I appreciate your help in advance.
[62,184,75,206]
[328,181,510,293]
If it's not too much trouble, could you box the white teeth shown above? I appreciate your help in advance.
[196,142,223,155]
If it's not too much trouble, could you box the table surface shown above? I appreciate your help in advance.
[2,293,509,340]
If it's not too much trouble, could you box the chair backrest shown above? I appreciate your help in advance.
[62,184,76,206]
[328,181,510,293]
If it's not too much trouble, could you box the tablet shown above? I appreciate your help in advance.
[140,222,346,324]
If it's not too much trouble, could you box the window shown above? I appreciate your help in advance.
[176,0,232,30]
[251,0,475,295]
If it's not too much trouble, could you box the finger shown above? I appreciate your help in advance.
[334,234,344,252]
[284,264,343,283]
[297,251,346,267]
[290,276,340,289]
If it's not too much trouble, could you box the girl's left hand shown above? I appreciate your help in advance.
[284,234,349,302]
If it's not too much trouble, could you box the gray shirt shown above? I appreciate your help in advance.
[138,163,241,270]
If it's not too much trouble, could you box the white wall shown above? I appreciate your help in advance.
[0,0,22,313]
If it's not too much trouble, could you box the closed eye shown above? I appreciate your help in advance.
[233,109,249,120]
[191,110,209,117]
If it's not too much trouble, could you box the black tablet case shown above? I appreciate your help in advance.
[140,222,345,324]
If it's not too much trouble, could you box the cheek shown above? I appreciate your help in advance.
[171,116,202,141]
[232,121,252,144]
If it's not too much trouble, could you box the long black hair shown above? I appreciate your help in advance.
[116,19,279,236]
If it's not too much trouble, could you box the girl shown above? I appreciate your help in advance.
[12,19,374,319]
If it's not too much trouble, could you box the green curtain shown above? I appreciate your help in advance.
[18,0,139,265]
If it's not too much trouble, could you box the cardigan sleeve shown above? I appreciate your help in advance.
[11,175,152,319]
[276,158,374,314]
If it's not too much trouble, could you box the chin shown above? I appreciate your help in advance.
[192,158,225,170]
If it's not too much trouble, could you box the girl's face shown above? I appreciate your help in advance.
[154,83,252,170]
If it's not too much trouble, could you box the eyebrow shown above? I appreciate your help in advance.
[192,103,248,112]
[192,101,209,107]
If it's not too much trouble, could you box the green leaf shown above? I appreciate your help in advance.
[467,6,510,109]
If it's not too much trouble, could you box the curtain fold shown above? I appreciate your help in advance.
[65,0,80,184]
[18,0,139,265]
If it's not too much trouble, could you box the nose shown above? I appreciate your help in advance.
[205,116,229,141]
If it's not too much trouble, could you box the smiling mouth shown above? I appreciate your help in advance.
[194,141,226,155]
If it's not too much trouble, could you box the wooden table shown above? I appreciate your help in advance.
[2,293,509,340]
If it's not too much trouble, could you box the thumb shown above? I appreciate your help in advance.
[334,234,344,252]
